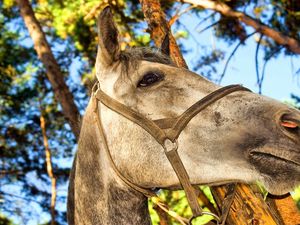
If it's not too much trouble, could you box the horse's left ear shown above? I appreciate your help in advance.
[96,6,120,68]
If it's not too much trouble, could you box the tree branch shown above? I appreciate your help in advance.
[39,104,57,225]
[255,34,263,94]
[152,198,189,225]
[0,191,44,205]
[84,3,102,21]
[211,184,282,224]
[169,5,197,26]
[192,185,219,215]
[176,20,201,51]
[197,20,219,35]
[180,0,300,54]
[195,12,216,30]
[139,0,188,68]
[267,194,300,224]
[260,47,283,91]
[16,0,81,139]
[0,170,23,175]
[152,203,170,225]
[218,31,257,84]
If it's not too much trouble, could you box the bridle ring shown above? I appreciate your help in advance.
[163,139,178,153]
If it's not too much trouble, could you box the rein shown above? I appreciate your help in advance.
[92,83,251,224]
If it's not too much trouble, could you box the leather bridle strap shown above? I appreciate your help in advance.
[92,97,157,198]
[161,85,251,142]
[95,85,251,145]
[94,87,167,145]
[93,83,251,222]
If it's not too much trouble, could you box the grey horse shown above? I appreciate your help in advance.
[67,7,300,225]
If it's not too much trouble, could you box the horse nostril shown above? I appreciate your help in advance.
[281,120,298,128]
[279,113,300,136]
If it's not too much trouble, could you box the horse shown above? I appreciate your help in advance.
[67,7,300,225]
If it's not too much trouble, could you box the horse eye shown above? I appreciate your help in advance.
[138,72,163,87]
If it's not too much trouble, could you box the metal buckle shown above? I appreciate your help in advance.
[163,139,178,153]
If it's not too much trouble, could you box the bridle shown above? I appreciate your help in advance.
[92,83,251,224]
[92,82,251,224]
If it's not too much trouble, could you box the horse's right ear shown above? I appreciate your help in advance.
[96,6,120,67]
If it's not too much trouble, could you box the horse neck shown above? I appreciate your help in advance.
[68,100,151,225]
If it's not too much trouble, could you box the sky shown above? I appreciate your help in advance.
[177,10,300,102]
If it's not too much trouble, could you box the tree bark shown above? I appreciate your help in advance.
[181,0,300,55]
[266,194,300,225]
[16,0,81,139]
[212,184,282,225]
[139,1,300,224]
[153,203,170,225]
[140,0,188,68]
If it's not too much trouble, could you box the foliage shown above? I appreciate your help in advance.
[0,1,78,223]
[291,94,300,110]
[0,0,299,224]
[149,188,216,225]
[0,214,14,225]
[292,186,300,209]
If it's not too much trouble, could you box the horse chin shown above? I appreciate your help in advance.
[261,177,299,196]
[255,162,300,195]
[248,149,300,195]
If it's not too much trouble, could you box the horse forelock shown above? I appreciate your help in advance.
[119,47,174,68]
[88,47,175,93]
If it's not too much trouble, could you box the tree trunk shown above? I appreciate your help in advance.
[140,0,188,68]
[266,194,300,225]
[16,0,81,139]
[212,184,282,225]
[181,0,300,55]
[140,1,299,224]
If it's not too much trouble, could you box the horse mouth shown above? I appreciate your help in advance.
[249,151,300,168]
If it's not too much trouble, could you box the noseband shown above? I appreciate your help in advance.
[92,83,251,224]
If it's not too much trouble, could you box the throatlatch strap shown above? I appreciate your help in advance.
[92,96,156,198]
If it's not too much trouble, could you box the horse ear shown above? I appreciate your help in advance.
[161,34,170,56]
[97,6,120,67]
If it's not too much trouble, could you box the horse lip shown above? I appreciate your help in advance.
[249,151,300,167]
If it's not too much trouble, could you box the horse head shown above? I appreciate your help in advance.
[95,7,300,196]
[67,6,300,225]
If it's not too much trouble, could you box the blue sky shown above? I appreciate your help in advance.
[176,10,300,102]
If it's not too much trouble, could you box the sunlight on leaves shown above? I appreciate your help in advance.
[291,186,300,209]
